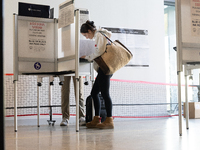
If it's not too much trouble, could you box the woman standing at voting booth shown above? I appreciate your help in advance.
[80,20,114,129]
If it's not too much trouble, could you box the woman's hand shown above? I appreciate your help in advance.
[80,55,86,59]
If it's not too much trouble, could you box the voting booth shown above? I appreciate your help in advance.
[176,0,200,136]
[13,3,94,132]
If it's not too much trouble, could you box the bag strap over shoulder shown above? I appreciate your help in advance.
[98,31,113,44]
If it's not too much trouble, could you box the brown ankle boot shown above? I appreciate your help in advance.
[86,116,101,128]
[96,117,114,129]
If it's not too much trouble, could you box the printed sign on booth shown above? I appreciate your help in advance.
[28,22,47,52]
[191,0,200,36]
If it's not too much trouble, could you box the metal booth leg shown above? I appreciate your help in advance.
[37,77,42,127]
[184,66,190,130]
[177,71,183,136]
[90,63,95,118]
[47,76,56,126]
[14,80,18,132]
[59,75,64,86]
[75,9,80,132]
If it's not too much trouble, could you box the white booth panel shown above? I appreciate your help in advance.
[18,20,55,59]
[59,24,75,58]
[58,60,75,71]
[79,63,92,75]
[182,48,200,63]
[181,0,200,44]
[58,59,91,74]
[18,62,55,73]
[180,0,200,63]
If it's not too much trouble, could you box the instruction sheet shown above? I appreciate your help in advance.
[28,21,47,52]
[191,0,200,36]
[58,0,74,28]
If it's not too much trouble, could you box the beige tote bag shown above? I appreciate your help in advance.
[94,32,133,75]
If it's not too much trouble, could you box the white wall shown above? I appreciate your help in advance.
[73,0,165,82]
[4,0,165,83]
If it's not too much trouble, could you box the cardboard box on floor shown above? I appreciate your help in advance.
[183,102,200,119]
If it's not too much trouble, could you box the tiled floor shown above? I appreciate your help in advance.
[5,116,200,150]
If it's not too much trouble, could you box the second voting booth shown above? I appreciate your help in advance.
[13,2,94,132]
[176,0,200,136]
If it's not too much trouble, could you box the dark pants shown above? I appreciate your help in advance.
[91,68,113,117]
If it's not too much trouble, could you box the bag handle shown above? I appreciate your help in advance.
[98,31,113,44]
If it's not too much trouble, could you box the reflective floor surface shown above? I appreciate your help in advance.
[5,117,200,150]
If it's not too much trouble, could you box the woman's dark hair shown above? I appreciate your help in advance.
[80,20,96,33]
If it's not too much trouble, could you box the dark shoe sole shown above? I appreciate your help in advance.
[86,125,98,128]
[96,125,114,129]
